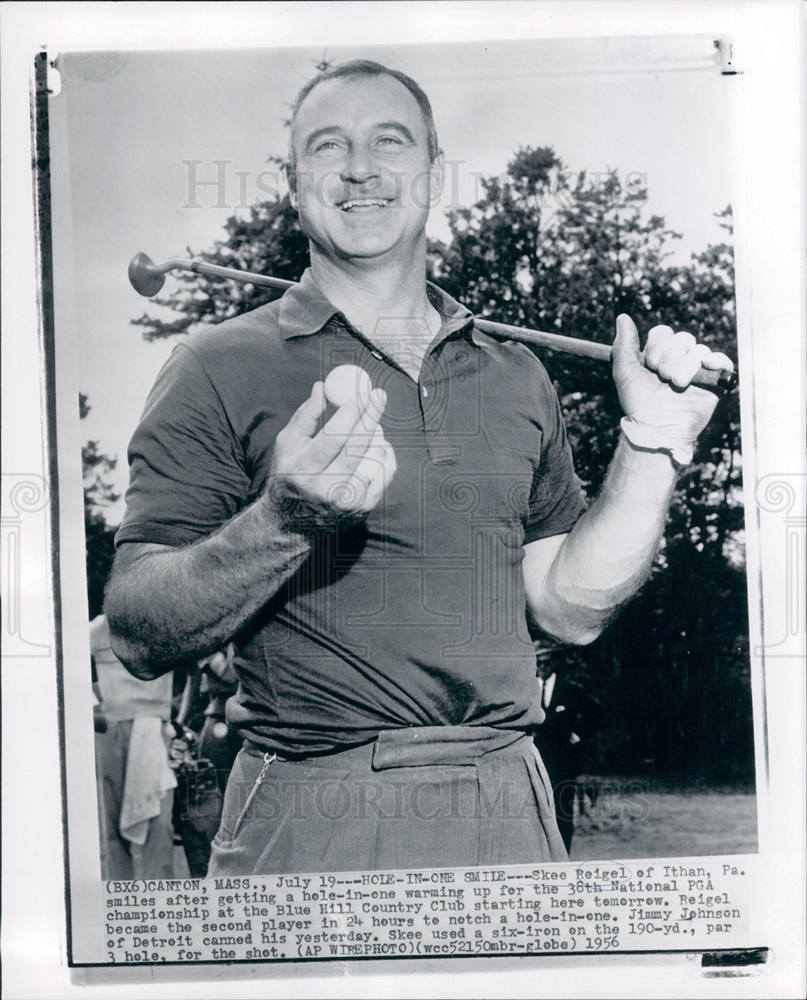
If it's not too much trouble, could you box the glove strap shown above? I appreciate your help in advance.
[619,417,694,467]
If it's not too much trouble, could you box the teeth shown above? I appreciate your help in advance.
[339,198,389,210]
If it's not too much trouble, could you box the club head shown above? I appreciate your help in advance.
[128,252,167,296]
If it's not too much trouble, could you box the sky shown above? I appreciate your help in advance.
[49,34,733,524]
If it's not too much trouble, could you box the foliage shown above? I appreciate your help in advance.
[128,147,752,786]
[132,192,308,341]
[428,147,748,784]
[81,393,119,618]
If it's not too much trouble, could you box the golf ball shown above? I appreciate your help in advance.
[324,365,373,407]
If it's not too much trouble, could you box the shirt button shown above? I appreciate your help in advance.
[422,385,430,397]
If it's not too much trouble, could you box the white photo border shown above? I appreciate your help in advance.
[2,2,804,998]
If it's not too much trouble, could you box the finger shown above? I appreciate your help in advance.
[207,651,227,672]
[207,650,234,680]
[323,388,386,443]
[351,426,388,481]
[312,389,388,473]
[327,430,392,512]
[666,341,711,389]
[698,349,735,374]
[643,325,676,371]
[317,472,367,512]
[222,643,237,680]
[355,436,397,511]
[306,395,367,468]
[611,314,643,383]
[283,382,326,441]
[357,386,388,432]
[326,423,385,483]
[653,330,698,385]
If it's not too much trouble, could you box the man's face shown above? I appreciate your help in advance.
[290,74,443,266]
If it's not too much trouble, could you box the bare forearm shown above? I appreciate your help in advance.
[527,435,677,643]
[105,495,311,678]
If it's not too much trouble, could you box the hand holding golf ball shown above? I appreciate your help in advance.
[269,366,396,519]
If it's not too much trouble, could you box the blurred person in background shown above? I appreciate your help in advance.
[91,613,176,878]
[533,650,602,852]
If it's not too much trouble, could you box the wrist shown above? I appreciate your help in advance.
[602,434,679,507]
[619,416,694,468]
[241,490,311,565]
[264,476,367,537]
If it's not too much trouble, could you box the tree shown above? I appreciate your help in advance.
[128,146,752,785]
[81,393,120,619]
[132,186,308,342]
[428,148,748,784]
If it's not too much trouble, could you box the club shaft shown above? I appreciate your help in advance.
[163,257,295,292]
[169,258,611,360]
[474,317,611,362]
[130,254,733,387]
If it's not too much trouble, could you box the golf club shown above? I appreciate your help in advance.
[128,252,735,388]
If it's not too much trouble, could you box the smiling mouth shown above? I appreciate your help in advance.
[337,198,393,211]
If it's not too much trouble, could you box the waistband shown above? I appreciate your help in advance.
[245,726,530,771]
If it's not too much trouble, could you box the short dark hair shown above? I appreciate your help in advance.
[286,59,441,190]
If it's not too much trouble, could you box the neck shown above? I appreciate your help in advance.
[309,245,441,363]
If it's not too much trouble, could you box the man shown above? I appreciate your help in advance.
[106,60,732,875]
[532,663,603,852]
[90,614,176,878]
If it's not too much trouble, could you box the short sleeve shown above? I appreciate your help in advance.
[522,367,587,544]
[116,343,251,548]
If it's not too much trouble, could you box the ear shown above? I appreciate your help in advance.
[429,152,446,202]
[285,155,298,207]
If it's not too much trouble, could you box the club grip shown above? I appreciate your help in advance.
[688,365,736,390]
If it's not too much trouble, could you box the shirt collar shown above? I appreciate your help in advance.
[278,269,342,339]
[278,268,477,344]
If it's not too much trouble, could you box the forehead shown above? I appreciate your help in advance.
[292,74,428,144]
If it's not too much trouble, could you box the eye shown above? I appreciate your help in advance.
[376,134,404,148]
[312,138,344,155]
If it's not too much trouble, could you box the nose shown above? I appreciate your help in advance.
[340,143,380,185]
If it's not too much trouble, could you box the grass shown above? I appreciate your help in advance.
[174,784,760,873]
[569,784,759,860]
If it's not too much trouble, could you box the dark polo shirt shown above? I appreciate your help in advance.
[118,270,587,756]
